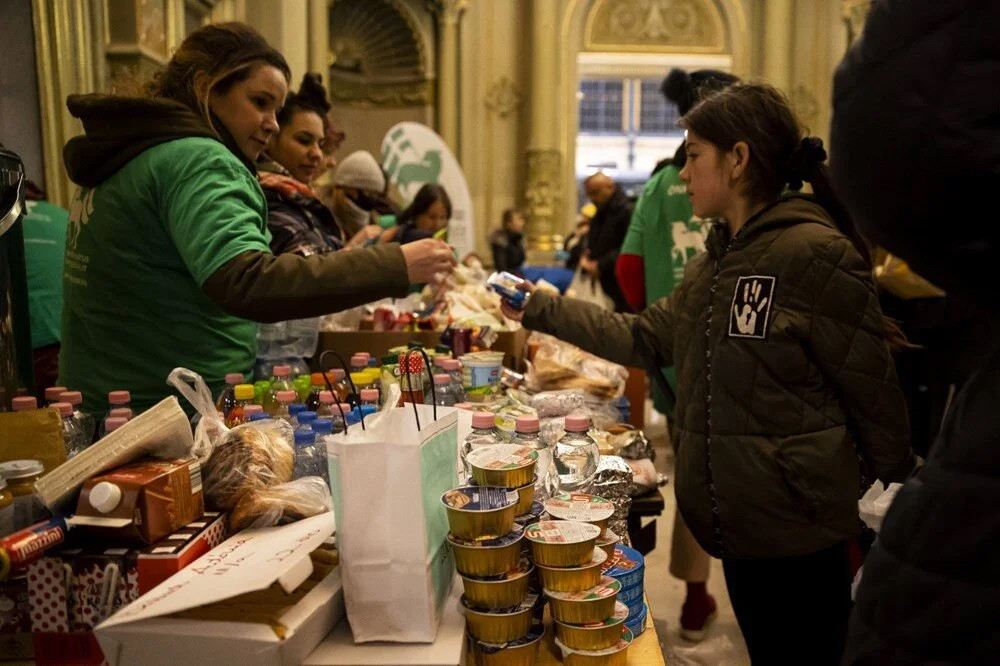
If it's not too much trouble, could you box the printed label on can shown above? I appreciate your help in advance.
[605,545,644,576]
[579,601,630,628]
[467,444,538,471]
[524,520,601,545]
[442,486,517,512]
[545,576,621,601]
[544,493,615,522]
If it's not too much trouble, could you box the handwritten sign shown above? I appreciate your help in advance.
[99,512,335,627]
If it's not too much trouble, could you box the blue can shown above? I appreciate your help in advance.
[486,272,530,310]
[625,603,648,637]
[604,545,645,591]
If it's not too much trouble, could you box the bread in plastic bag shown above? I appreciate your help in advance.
[531,389,587,418]
[231,476,333,532]
[525,333,628,400]
[201,419,295,511]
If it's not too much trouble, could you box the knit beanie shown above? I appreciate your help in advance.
[661,68,740,115]
[333,151,386,193]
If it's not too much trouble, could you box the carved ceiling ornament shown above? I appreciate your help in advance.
[485,77,522,118]
[585,0,726,53]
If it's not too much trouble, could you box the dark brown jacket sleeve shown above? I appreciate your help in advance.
[202,243,409,323]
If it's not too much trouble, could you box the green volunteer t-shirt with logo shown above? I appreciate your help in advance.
[620,165,709,416]
[22,200,68,349]
[60,137,271,414]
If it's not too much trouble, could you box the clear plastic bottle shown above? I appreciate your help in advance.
[514,415,555,500]
[243,404,264,421]
[460,412,503,482]
[311,419,336,467]
[249,412,271,423]
[101,390,131,436]
[296,410,318,434]
[11,396,37,411]
[226,384,256,427]
[441,359,466,402]
[350,354,368,373]
[264,365,294,415]
[273,390,296,423]
[59,391,96,446]
[289,403,307,425]
[54,402,89,458]
[424,374,454,407]
[292,430,328,481]
[305,373,327,411]
[294,375,312,403]
[44,386,67,406]
[554,415,600,493]
[315,391,335,418]
[359,389,379,410]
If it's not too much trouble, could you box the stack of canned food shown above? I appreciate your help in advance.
[443,444,547,665]
[526,492,634,664]
[602,544,647,638]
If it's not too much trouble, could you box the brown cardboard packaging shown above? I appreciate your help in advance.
[74,458,204,544]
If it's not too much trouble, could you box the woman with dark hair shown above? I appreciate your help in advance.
[489,207,526,274]
[59,23,454,413]
[384,183,452,245]
[502,83,914,664]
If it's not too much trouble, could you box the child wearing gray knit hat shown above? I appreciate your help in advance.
[333,151,386,194]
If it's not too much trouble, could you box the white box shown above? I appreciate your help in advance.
[96,513,342,666]
[304,579,467,666]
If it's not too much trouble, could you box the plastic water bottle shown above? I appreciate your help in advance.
[288,317,320,358]
[58,391,95,445]
[441,359,466,402]
[100,390,130,436]
[293,430,328,481]
[264,365,294,415]
[554,415,600,493]
[249,412,271,422]
[359,389,379,411]
[296,410,318,433]
[350,354,368,373]
[273,390,296,423]
[44,386,67,406]
[243,404,264,421]
[289,403,307,425]
[460,412,503,482]
[514,415,556,500]
[428,374,460,406]
[54,402,89,458]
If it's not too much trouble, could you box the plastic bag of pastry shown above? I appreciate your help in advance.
[524,333,628,400]
[201,419,295,511]
[166,367,228,461]
[531,389,587,418]
[230,476,333,532]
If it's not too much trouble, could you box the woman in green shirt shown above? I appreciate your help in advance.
[59,23,455,414]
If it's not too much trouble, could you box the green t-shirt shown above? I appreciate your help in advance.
[22,200,68,349]
[620,165,710,415]
[59,137,271,414]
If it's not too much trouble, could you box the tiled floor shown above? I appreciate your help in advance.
[639,408,752,665]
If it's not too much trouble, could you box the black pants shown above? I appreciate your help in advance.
[722,541,852,666]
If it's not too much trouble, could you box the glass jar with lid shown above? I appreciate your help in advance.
[0,459,47,531]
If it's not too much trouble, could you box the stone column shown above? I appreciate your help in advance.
[308,0,328,77]
[762,0,793,93]
[524,0,562,253]
[436,0,467,153]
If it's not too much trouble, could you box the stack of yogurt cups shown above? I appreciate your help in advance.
[522,492,635,664]
[443,444,546,665]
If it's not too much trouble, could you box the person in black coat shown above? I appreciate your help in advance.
[581,173,633,312]
[489,207,526,274]
[831,1,1000,663]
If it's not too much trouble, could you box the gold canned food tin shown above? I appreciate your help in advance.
[544,493,615,537]
[524,520,601,567]
[554,601,629,650]
[461,557,534,610]
[470,623,545,666]
[450,527,525,578]
[443,486,519,540]
[535,547,607,593]
[513,478,536,516]
[463,594,539,643]
[546,576,622,624]
[595,530,620,560]
[556,627,633,666]
[468,445,539,488]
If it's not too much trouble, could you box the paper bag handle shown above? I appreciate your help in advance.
[318,349,366,432]
[401,348,437,429]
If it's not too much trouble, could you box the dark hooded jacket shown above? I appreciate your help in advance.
[586,187,633,312]
[831,1,1000,663]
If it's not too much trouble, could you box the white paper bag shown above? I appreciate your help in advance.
[326,387,458,643]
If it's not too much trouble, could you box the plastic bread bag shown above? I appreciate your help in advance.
[200,419,295,511]
[531,389,587,418]
[858,480,904,533]
[231,476,334,532]
[166,367,228,461]
[525,333,629,400]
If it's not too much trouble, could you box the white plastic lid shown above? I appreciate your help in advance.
[0,459,44,479]
[89,481,123,513]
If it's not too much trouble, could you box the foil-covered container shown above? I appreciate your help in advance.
[443,486,520,540]
[469,622,544,666]
[592,456,632,537]
[469,444,539,488]
[463,593,541,643]
[555,626,633,666]
[546,576,621,624]
[553,601,629,650]
[535,547,607,593]
[524,520,601,567]
[610,427,656,462]
[450,526,525,577]
[461,557,533,610]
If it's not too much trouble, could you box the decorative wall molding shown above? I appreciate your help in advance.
[524,148,563,244]
[585,0,727,54]
[484,76,522,119]
[327,76,435,107]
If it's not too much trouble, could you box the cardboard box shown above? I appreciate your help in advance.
[314,328,528,373]
[95,512,342,666]
[135,511,227,595]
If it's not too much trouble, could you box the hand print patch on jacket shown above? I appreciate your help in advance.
[728,275,776,340]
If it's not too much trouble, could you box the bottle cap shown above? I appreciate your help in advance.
[358,352,371,361]
[515,415,540,433]
[455,402,472,410]
[59,391,83,406]
[338,403,353,414]
[11,396,37,411]
[294,430,316,445]
[564,415,590,432]
[311,373,326,386]
[359,405,377,417]
[243,404,263,416]
[345,411,361,425]
[368,358,379,367]
[249,413,271,422]
[289,403,307,416]
[273,365,291,378]
[433,374,450,385]
[472,412,495,429]
[0,459,44,478]
[297,411,317,423]
[360,389,379,401]
[442,359,461,371]
[108,390,130,405]
[319,391,335,404]
[381,353,398,366]
[104,416,128,433]
[433,356,448,368]
[312,418,333,433]
[89,482,123,513]
[350,354,367,367]
[52,402,73,417]
[234,384,255,401]
[109,407,133,419]
[276,390,296,402]
[45,386,68,402]
[225,373,244,385]
[330,368,346,379]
